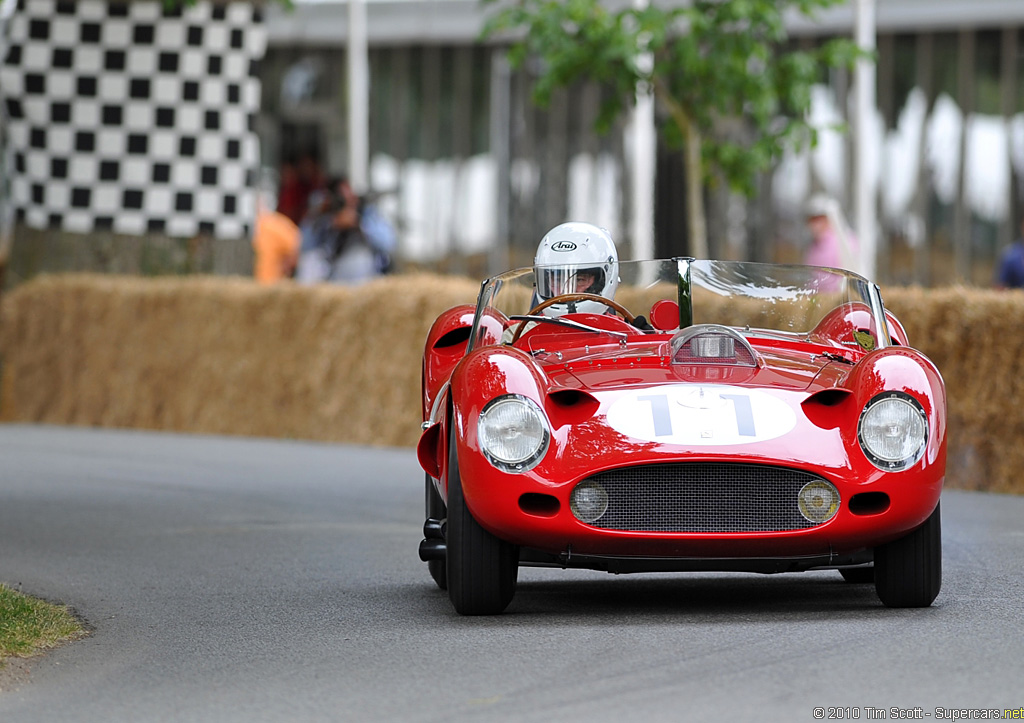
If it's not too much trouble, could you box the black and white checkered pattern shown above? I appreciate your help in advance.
[0,0,265,239]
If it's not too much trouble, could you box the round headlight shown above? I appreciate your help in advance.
[798,480,840,523]
[477,395,550,473]
[570,480,609,523]
[858,392,927,471]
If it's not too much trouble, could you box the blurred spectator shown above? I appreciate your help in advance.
[276,152,325,225]
[252,186,300,284]
[296,175,396,285]
[994,220,1024,289]
[805,194,857,271]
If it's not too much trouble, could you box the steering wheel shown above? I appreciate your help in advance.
[510,293,636,344]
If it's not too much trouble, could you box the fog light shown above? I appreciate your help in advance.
[798,480,839,523]
[570,480,609,523]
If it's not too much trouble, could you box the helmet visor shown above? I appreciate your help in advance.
[537,267,604,300]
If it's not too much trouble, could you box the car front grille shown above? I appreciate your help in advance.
[578,462,833,532]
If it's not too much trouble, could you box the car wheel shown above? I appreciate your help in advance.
[874,502,941,607]
[838,566,874,584]
[446,436,518,615]
[425,474,447,590]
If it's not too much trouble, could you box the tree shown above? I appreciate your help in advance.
[483,0,860,258]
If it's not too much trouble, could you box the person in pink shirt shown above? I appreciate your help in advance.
[805,194,857,271]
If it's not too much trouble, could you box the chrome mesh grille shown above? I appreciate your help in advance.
[578,463,831,532]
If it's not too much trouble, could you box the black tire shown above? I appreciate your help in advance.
[446,435,518,615]
[425,474,447,590]
[838,566,874,584]
[874,502,941,607]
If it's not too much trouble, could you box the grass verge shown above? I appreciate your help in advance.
[0,583,84,667]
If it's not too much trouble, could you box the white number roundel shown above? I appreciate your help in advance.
[605,384,796,446]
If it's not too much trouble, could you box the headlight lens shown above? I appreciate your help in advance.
[477,395,550,473]
[798,480,840,523]
[858,392,927,471]
[570,480,609,523]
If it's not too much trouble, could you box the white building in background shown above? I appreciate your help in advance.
[260,0,1024,285]
[5,0,1021,285]
[260,0,632,273]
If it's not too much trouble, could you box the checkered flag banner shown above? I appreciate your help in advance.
[0,0,266,239]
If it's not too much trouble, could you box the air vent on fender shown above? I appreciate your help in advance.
[546,388,599,427]
[433,325,472,349]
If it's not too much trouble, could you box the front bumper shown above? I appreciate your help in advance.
[518,548,875,574]
[456,448,943,562]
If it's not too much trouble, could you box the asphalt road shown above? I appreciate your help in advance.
[0,425,1022,722]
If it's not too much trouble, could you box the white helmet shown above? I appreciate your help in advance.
[533,222,619,316]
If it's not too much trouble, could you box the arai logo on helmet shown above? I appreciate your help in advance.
[551,241,578,252]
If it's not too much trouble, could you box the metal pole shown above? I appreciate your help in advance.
[347,0,370,193]
[489,52,512,276]
[853,0,877,280]
[629,0,656,261]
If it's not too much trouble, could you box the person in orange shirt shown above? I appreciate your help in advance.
[252,192,301,284]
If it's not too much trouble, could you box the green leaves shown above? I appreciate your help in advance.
[483,0,861,196]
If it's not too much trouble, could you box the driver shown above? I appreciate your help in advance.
[503,223,624,344]
[532,222,619,316]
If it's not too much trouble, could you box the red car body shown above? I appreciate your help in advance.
[417,259,945,615]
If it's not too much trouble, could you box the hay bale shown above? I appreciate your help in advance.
[0,273,480,447]
[884,287,1024,493]
[2,276,1024,493]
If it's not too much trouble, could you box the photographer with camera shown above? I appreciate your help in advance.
[295,175,396,284]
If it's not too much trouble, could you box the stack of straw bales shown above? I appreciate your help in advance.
[883,287,1024,494]
[0,273,479,448]
[1,275,1022,493]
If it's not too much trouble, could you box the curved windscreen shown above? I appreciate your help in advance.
[470,259,888,351]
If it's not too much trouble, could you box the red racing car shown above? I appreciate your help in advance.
[417,258,945,615]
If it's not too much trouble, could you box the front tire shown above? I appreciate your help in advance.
[874,502,941,607]
[446,436,518,615]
